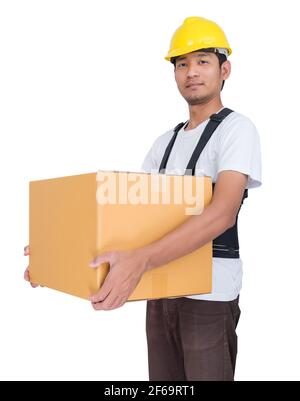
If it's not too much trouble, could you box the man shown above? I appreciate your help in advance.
[24,16,262,381]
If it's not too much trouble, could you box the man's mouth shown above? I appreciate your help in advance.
[185,83,204,88]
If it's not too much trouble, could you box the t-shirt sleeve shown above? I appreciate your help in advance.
[140,136,162,173]
[141,146,157,172]
[217,117,262,189]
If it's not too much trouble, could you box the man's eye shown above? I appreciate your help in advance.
[177,61,207,68]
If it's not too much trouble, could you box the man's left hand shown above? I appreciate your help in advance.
[88,249,148,311]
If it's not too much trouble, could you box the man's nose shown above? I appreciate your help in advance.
[186,62,200,78]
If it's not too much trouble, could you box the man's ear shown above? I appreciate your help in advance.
[222,59,231,81]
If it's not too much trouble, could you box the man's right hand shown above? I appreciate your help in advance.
[24,245,39,288]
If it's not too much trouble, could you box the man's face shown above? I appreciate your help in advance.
[174,51,231,105]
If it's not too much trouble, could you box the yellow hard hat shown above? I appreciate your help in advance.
[165,16,232,61]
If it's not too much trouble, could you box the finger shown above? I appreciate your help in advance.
[24,245,30,256]
[93,291,121,311]
[92,302,103,311]
[24,267,30,281]
[92,295,115,311]
[24,267,39,288]
[108,296,124,310]
[99,295,118,311]
[89,272,112,302]
[89,252,112,268]
[89,282,112,303]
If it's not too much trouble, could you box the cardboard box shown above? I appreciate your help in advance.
[29,171,212,301]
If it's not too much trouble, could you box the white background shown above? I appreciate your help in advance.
[0,0,299,381]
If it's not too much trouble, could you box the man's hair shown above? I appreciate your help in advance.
[170,48,227,91]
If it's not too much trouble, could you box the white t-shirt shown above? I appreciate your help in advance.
[140,107,262,301]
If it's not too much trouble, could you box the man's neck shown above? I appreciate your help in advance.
[185,99,224,131]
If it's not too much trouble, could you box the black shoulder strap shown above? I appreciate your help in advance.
[185,108,233,175]
[158,108,248,202]
[159,108,233,174]
[186,108,248,201]
[158,122,186,173]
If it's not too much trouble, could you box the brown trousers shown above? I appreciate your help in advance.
[146,296,240,381]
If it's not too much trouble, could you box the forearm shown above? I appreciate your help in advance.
[141,204,234,271]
